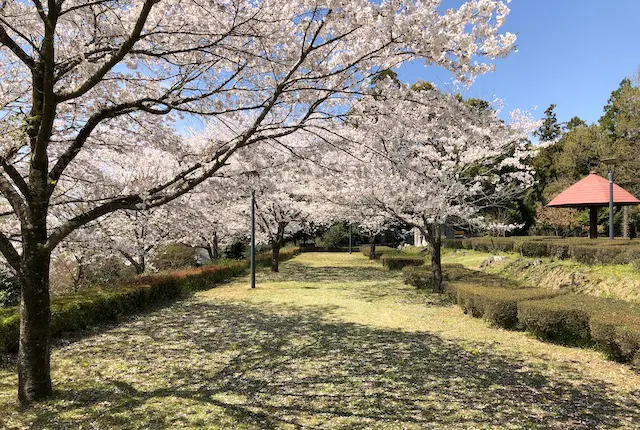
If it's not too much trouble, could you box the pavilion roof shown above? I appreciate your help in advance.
[547,172,640,208]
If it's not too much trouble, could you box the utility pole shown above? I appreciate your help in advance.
[603,157,618,240]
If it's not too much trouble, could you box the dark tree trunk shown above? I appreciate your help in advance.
[368,234,376,260]
[205,245,215,261]
[271,243,281,272]
[423,224,443,293]
[18,242,53,404]
[212,232,219,259]
[430,241,443,293]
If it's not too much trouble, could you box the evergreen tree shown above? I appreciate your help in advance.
[534,104,563,142]
[566,116,587,130]
[599,78,632,137]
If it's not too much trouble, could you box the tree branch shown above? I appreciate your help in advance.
[57,0,158,102]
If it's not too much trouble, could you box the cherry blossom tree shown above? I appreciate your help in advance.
[329,84,537,292]
[0,0,516,403]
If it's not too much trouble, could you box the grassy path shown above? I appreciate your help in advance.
[1,253,639,429]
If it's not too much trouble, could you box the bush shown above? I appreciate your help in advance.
[320,224,348,248]
[0,270,20,307]
[225,241,247,259]
[456,285,564,329]
[253,247,300,267]
[79,255,133,289]
[151,243,199,271]
[402,266,434,290]
[518,294,640,364]
[517,295,602,346]
[590,313,640,366]
[380,253,425,270]
[0,261,248,354]
[402,264,466,291]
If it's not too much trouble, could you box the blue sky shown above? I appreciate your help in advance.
[395,0,640,125]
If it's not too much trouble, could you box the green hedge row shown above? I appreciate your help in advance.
[456,285,563,329]
[0,261,249,354]
[402,264,483,291]
[443,236,640,266]
[254,247,301,266]
[380,254,425,270]
[519,295,640,366]
[401,262,640,367]
[360,245,396,259]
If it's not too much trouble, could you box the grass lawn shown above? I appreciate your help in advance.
[1,252,639,429]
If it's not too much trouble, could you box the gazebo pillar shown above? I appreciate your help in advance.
[589,207,598,239]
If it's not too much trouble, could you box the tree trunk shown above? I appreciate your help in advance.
[212,232,219,259]
[368,234,376,260]
[18,244,53,404]
[423,224,443,293]
[271,243,280,272]
[431,226,443,293]
[205,245,215,261]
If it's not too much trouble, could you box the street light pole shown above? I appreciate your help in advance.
[609,169,614,240]
[349,223,352,254]
[603,157,618,241]
[250,189,256,288]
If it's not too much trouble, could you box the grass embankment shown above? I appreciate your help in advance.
[1,253,638,428]
[442,248,640,302]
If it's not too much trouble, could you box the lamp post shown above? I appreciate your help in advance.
[348,223,352,254]
[250,189,256,289]
[603,157,618,240]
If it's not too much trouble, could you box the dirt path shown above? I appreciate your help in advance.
[1,253,639,429]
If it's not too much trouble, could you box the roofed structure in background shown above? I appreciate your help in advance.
[547,172,640,238]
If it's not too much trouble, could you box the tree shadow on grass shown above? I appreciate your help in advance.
[260,261,397,284]
[14,299,640,429]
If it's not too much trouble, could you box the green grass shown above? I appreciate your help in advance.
[1,253,639,428]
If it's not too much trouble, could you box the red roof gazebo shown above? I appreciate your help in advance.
[547,172,640,238]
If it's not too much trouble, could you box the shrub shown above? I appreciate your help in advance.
[380,253,425,270]
[0,261,248,354]
[456,285,564,329]
[518,295,603,346]
[402,266,434,290]
[151,243,199,271]
[0,270,20,307]
[253,247,300,267]
[79,255,133,289]
[402,263,466,291]
[589,304,640,366]
[320,223,348,248]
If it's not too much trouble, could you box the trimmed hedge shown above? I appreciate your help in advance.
[591,314,640,366]
[518,294,640,362]
[254,247,301,267]
[380,253,425,270]
[401,263,475,291]
[0,261,248,354]
[456,285,563,329]
[443,236,640,266]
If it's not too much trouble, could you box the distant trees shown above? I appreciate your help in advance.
[529,69,640,236]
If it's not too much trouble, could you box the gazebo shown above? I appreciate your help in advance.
[547,171,640,238]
